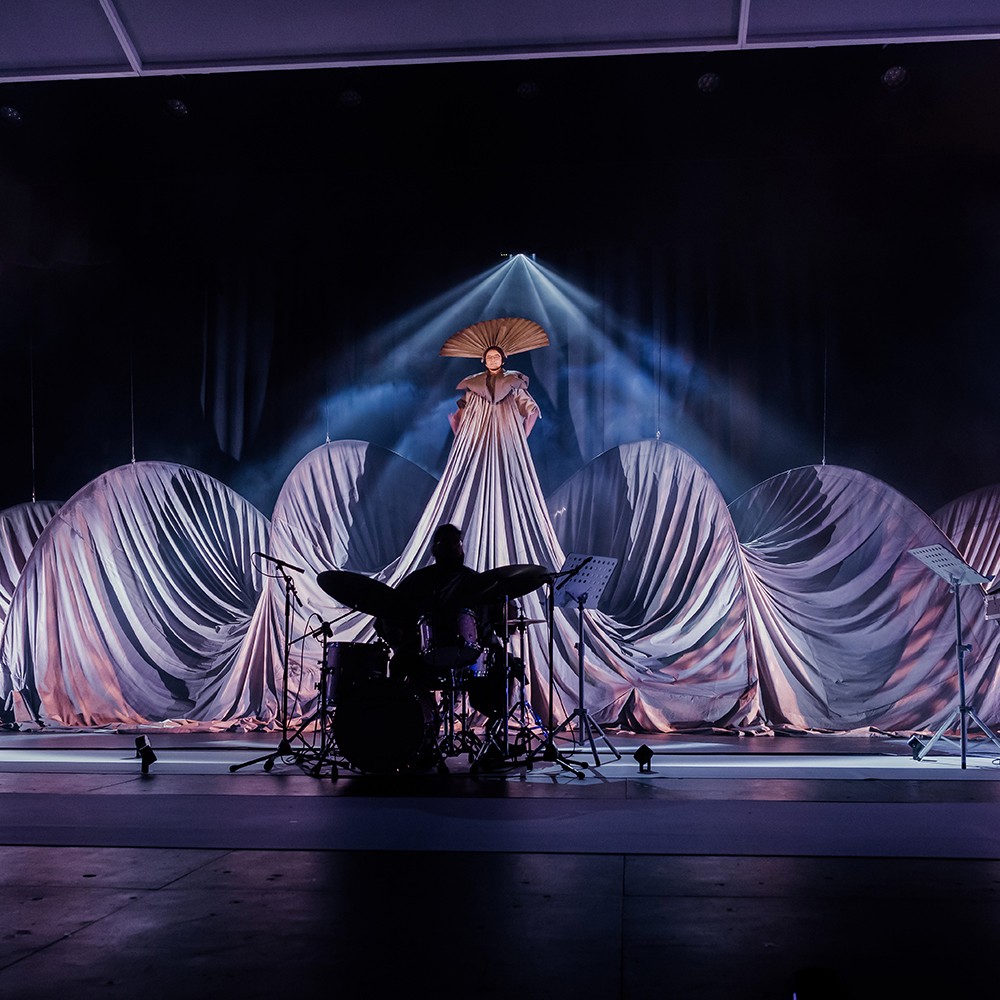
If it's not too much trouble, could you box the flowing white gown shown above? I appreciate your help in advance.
[378,367,669,726]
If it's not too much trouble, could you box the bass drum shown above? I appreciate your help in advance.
[334,677,439,773]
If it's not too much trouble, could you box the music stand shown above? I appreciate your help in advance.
[550,553,622,767]
[908,544,1000,769]
[522,572,587,778]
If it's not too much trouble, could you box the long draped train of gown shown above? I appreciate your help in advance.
[375,380,670,727]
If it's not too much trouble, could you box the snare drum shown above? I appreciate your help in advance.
[417,608,482,670]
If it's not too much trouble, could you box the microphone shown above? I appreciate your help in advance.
[253,552,306,573]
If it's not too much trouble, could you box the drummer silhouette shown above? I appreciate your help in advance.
[396,524,482,617]
[383,524,491,686]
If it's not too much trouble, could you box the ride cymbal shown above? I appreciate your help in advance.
[476,563,551,600]
[316,570,401,619]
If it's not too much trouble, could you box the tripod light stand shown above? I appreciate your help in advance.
[908,544,1000,769]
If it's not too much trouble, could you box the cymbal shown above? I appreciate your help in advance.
[477,563,551,600]
[316,570,400,619]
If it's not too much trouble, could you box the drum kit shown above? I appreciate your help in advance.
[311,563,553,776]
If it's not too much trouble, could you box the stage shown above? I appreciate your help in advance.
[1,727,999,999]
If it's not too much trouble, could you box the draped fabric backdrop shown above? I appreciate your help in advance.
[1,464,269,727]
[2,442,998,738]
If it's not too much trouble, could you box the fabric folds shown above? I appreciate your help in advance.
[3,445,999,736]
[0,464,269,727]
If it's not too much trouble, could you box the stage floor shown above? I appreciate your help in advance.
[1,727,999,998]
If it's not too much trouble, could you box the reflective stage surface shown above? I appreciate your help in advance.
[1,728,999,998]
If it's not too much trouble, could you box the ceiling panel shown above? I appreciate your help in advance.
[747,0,1000,44]
[1,0,999,83]
[0,0,131,76]
[114,0,742,68]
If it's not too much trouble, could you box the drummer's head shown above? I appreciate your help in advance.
[431,523,465,568]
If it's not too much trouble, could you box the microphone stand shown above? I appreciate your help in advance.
[230,554,311,774]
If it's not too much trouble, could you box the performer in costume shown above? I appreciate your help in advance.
[373,316,643,733]
[448,339,540,439]
[432,317,555,570]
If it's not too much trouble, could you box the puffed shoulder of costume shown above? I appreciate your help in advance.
[455,369,530,401]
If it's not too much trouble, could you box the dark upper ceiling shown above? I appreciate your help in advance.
[2,0,1000,83]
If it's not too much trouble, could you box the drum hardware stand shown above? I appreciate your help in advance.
[437,667,483,759]
[501,607,548,761]
[230,556,313,774]
[307,621,351,778]
[907,545,1000,769]
[470,610,515,770]
[548,553,621,768]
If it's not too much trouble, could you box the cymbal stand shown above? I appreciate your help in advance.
[908,545,1000,769]
[502,608,548,761]
[230,558,312,773]
[471,610,513,768]
[309,623,349,778]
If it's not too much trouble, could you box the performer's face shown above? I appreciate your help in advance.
[433,532,464,568]
[484,349,503,373]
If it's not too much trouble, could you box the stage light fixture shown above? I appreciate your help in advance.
[135,735,157,773]
[163,97,189,119]
[881,66,909,91]
[0,105,23,127]
[906,734,924,759]
[697,72,722,96]
[633,744,654,772]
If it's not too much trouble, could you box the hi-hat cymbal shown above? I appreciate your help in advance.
[505,616,546,626]
[477,563,551,600]
[316,570,400,619]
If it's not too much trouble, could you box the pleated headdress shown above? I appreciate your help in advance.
[439,317,549,359]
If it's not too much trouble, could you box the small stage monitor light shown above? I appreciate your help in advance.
[906,735,925,760]
[135,735,157,773]
[633,744,654,773]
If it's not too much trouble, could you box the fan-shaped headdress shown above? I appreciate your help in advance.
[439,317,549,359]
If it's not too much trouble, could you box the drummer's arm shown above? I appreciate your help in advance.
[375,615,405,649]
